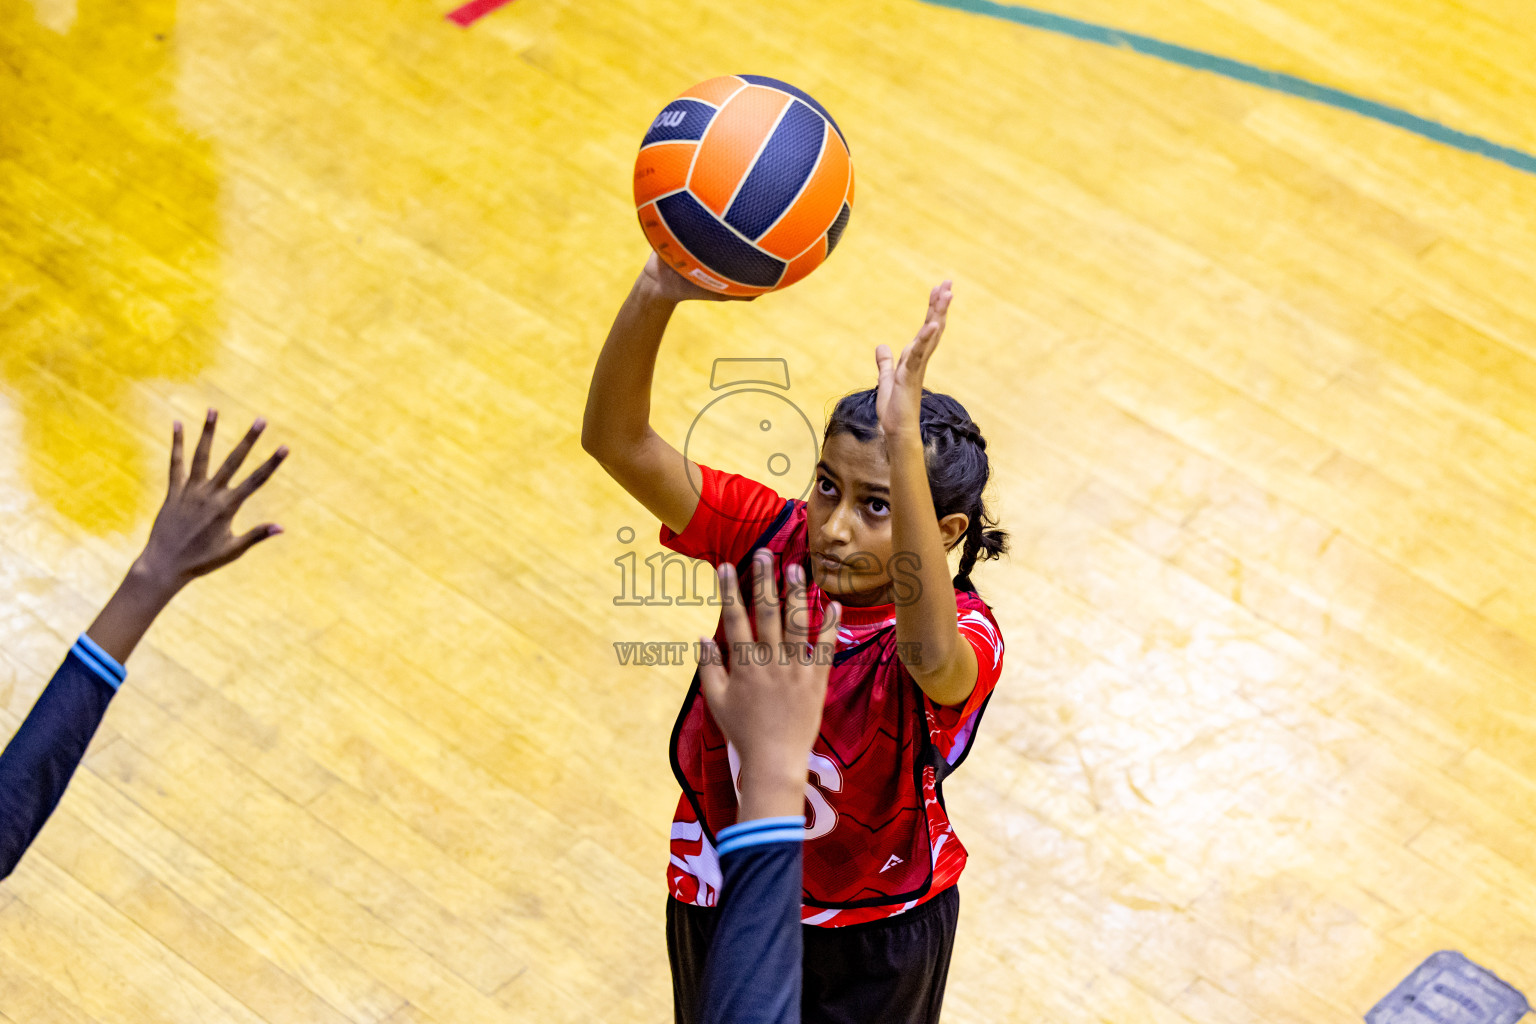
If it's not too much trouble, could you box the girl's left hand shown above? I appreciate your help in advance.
[875,280,953,440]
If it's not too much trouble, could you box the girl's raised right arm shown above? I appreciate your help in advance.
[582,254,739,535]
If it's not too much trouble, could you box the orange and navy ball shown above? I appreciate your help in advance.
[634,75,854,297]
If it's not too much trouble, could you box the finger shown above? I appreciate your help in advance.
[925,281,952,325]
[783,561,809,651]
[211,417,267,488]
[223,522,283,565]
[752,549,782,649]
[898,338,930,384]
[232,445,289,504]
[698,638,729,716]
[717,564,753,649]
[913,312,942,349]
[808,601,841,703]
[875,345,897,402]
[914,311,947,362]
[874,343,894,379]
[188,408,218,482]
[167,420,185,495]
[910,331,936,371]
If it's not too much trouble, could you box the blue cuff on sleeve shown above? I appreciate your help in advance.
[71,633,127,691]
[717,815,805,857]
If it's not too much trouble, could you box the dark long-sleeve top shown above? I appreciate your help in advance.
[700,815,807,1024]
[0,634,124,881]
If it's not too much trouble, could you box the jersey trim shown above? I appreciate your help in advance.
[718,816,807,856]
[71,634,126,691]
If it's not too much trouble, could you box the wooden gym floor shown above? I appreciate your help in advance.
[3,0,1535,1019]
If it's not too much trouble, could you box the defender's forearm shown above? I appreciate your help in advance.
[84,561,180,667]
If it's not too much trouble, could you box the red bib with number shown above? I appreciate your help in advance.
[670,497,1002,910]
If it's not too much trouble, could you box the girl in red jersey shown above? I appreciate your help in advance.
[583,255,1007,1024]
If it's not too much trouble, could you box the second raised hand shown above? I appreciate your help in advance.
[136,409,289,595]
[875,280,953,439]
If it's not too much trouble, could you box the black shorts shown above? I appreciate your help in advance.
[667,885,961,1024]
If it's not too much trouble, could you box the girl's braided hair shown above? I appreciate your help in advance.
[824,388,1007,592]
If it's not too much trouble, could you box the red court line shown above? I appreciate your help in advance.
[447,0,514,26]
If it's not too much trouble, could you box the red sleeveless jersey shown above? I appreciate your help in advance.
[662,466,1005,927]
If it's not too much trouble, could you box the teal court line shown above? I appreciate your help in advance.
[918,0,1536,178]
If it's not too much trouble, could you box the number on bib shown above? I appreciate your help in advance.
[726,744,844,841]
